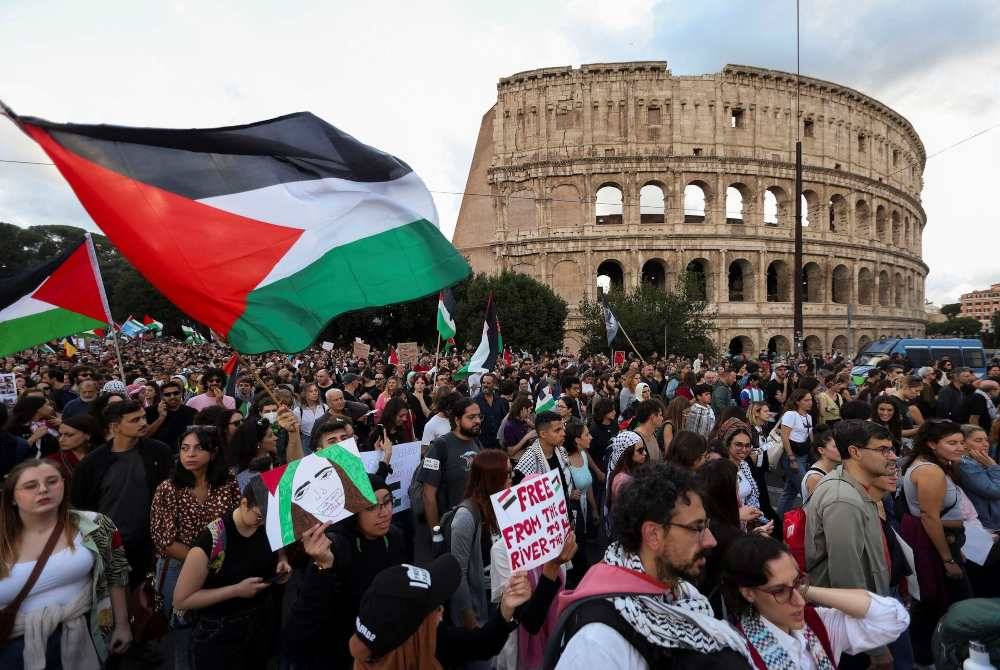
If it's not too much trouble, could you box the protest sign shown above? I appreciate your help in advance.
[260,443,376,550]
[0,373,15,408]
[491,469,571,572]
[360,441,421,512]
[396,341,419,366]
[321,341,334,351]
[613,350,626,367]
[353,341,371,359]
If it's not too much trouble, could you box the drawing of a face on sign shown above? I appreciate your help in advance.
[289,456,370,536]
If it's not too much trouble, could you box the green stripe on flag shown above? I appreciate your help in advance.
[277,459,303,546]
[0,308,106,358]
[315,445,377,506]
[229,219,469,354]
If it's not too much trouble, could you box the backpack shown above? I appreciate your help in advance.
[408,435,449,519]
[783,507,808,572]
[437,500,475,550]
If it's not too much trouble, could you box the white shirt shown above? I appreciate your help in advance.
[555,623,648,670]
[421,413,452,446]
[753,593,909,668]
[781,410,813,443]
[0,534,93,614]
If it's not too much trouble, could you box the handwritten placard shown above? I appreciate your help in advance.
[352,341,371,359]
[396,342,419,366]
[613,350,626,367]
[490,469,571,572]
[360,441,421,512]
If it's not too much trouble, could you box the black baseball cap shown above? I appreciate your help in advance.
[354,554,461,659]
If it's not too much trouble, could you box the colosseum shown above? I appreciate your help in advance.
[452,61,929,356]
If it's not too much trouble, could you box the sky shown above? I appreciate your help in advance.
[1,0,997,306]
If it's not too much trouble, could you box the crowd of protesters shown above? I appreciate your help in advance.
[0,334,999,669]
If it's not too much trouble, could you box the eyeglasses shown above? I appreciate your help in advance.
[758,573,810,604]
[854,445,896,457]
[664,519,712,540]
[365,497,394,513]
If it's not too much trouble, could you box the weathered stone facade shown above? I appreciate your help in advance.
[453,61,928,355]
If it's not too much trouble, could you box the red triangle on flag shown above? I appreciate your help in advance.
[257,462,288,496]
[388,347,399,365]
[223,353,239,377]
[31,242,108,323]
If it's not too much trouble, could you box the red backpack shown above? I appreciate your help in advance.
[783,507,808,571]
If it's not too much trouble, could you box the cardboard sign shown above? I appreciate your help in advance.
[491,469,571,572]
[353,341,371,359]
[613,350,626,367]
[260,443,376,550]
[360,441,421,512]
[321,341,334,351]
[0,373,16,408]
[396,341,419,366]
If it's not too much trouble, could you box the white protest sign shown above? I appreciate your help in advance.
[0,373,15,408]
[360,441,421,512]
[321,341,334,351]
[491,469,571,572]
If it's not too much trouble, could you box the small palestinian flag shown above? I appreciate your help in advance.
[437,288,457,340]
[142,315,163,332]
[388,347,399,365]
[535,386,556,413]
[455,294,501,379]
[497,486,518,512]
[5,103,470,354]
[119,316,147,338]
[443,337,456,356]
[0,235,112,357]
[258,444,376,550]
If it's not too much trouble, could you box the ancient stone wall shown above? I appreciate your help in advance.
[453,61,928,355]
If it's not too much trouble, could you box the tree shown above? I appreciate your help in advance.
[577,273,717,359]
[940,302,962,319]
[925,317,983,339]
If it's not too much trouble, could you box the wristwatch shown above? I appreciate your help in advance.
[942,558,957,565]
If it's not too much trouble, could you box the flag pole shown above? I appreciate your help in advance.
[433,332,441,382]
[84,233,125,381]
[236,353,282,408]
[109,321,126,381]
[617,322,646,365]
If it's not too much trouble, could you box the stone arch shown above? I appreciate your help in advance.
[596,259,625,294]
[803,335,823,355]
[801,189,820,227]
[595,183,624,225]
[641,258,667,290]
[828,194,848,233]
[685,258,711,301]
[891,210,902,247]
[684,180,712,223]
[894,272,904,308]
[803,262,824,303]
[728,258,754,302]
[639,182,665,224]
[507,188,536,233]
[729,335,754,356]
[858,334,872,352]
[726,182,751,224]
[549,183,582,229]
[763,185,788,226]
[552,259,585,308]
[767,259,791,302]
[831,334,848,355]
[878,269,891,306]
[767,335,791,355]
[855,199,871,238]
[831,264,851,304]
[858,267,874,305]
[875,205,887,241]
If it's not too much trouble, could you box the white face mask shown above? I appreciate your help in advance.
[262,411,278,424]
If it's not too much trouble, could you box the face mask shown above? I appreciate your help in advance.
[262,411,278,424]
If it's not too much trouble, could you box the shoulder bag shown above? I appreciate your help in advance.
[0,518,65,642]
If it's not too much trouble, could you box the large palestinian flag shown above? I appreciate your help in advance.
[0,235,112,357]
[4,105,471,353]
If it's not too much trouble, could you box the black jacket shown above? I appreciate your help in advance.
[70,437,173,514]
[935,383,969,421]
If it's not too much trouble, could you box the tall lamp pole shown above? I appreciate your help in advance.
[792,0,804,356]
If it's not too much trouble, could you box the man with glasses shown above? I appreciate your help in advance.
[555,464,753,668]
[284,473,407,669]
[146,379,197,449]
[186,367,237,411]
[804,420,897,670]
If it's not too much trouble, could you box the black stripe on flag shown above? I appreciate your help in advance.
[21,112,413,200]
[0,239,82,312]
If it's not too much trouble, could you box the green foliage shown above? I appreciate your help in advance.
[577,273,717,358]
[0,222,187,333]
[925,317,983,339]
[320,271,567,352]
[940,302,962,319]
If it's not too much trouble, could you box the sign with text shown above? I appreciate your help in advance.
[321,341,334,351]
[0,373,15,408]
[360,441,421,512]
[396,341,419,366]
[352,341,371,359]
[613,350,626,367]
[491,469,571,572]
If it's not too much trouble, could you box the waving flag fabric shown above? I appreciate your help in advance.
[455,294,501,379]
[4,105,471,354]
[437,288,457,340]
[0,235,112,357]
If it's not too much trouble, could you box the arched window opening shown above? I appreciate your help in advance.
[763,186,787,226]
[767,260,791,302]
[596,260,624,294]
[828,195,847,233]
[801,190,820,227]
[831,335,848,355]
[726,185,747,224]
[878,270,891,306]
[803,262,824,303]
[641,259,666,290]
[831,265,851,304]
[803,335,823,355]
[684,183,708,223]
[891,211,902,247]
[855,200,871,238]
[767,335,791,355]
[729,336,754,356]
[875,206,887,241]
[685,259,708,301]
[639,184,665,224]
[595,185,623,225]
[858,268,874,305]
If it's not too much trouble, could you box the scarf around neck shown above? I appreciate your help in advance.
[602,542,752,661]
[739,610,834,670]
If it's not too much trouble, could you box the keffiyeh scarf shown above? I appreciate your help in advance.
[739,610,835,670]
[603,542,753,660]
[604,431,642,534]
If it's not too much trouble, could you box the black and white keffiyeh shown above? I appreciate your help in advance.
[603,542,752,660]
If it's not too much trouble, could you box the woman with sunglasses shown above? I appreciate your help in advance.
[150,426,242,669]
[173,476,290,669]
[723,535,909,669]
